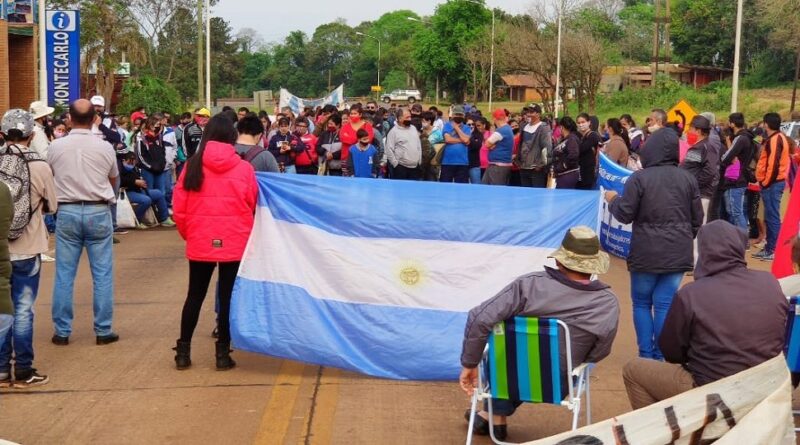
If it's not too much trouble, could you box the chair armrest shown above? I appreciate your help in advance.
[572,363,594,377]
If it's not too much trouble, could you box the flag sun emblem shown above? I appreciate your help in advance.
[397,261,424,286]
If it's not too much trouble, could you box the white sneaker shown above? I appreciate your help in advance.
[41,254,55,263]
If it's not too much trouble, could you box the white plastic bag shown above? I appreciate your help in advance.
[116,189,138,229]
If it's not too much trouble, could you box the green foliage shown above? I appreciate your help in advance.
[117,75,184,116]
[413,0,492,101]
[617,2,655,63]
[597,76,731,115]
[743,50,798,88]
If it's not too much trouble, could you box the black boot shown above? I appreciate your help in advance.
[173,340,191,370]
[215,341,236,371]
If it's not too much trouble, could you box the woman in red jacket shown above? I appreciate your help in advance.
[339,104,373,174]
[172,114,258,371]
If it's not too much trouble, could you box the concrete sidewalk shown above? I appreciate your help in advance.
[0,228,775,444]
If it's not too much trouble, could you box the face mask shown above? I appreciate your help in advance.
[512,128,520,135]
[54,130,66,139]
[359,140,371,146]
[123,164,135,171]
[648,125,660,133]
[526,117,533,124]
[453,117,464,124]
[402,119,412,127]
[578,122,590,132]
[350,115,361,124]
[687,132,699,146]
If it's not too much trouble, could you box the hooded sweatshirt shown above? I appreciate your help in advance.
[659,220,788,386]
[173,141,258,262]
[609,127,704,273]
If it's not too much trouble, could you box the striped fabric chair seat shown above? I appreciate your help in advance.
[486,317,566,404]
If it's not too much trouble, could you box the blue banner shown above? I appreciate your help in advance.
[597,153,633,258]
[45,10,80,107]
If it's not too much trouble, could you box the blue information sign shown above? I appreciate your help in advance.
[45,10,80,107]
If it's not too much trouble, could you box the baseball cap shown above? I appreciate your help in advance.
[196,108,211,117]
[690,115,711,131]
[529,104,543,114]
[699,112,716,126]
[492,109,508,120]
[451,105,465,116]
[1,109,35,138]
[90,95,106,108]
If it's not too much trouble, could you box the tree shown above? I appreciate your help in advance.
[413,1,491,101]
[617,2,655,63]
[236,28,264,54]
[498,23,560,112]
[116,75,183,116]
[307,21,358,94]
[755,0,800,111]
[129,0,195,72]
[461,27,494,101]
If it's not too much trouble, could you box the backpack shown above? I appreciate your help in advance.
[241,145,267,164]
[0,145,45,240]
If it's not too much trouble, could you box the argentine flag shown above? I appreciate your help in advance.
[231,174,601,381]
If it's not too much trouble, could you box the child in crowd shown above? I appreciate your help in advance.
[346,128,381,178]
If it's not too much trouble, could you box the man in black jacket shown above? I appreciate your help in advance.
[623,220,787,409]
[681,115,719,221]
[718,112,756,232]
[605,127,703,361]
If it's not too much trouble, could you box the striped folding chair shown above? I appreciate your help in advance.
[466,317,593,445]
[784,297,800,433]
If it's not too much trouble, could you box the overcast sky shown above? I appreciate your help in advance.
[215,0,533,43]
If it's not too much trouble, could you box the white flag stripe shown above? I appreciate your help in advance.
[239,208,555,312]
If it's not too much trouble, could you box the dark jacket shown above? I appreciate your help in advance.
[518,121,553,170]
[317,130,343,171]
[461,268,619,383]
[659,220,788,386]
[577,131,603,189]
[468,130,484,169]
[135,133,167,174]
[681,138,719,199]
[268,132,306,166]
[609,128,704,273]
[552,133,580,176]
[719,129,756,190]
[120,165,146,193]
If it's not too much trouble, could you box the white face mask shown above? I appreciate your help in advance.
[648,125,660,133]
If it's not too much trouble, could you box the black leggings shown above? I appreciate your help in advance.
[180,261,240,344]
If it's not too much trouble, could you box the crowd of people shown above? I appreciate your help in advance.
[0,93,798,441]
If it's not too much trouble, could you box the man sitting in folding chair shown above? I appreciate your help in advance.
[459,226,620,441]
[623,220,788,410]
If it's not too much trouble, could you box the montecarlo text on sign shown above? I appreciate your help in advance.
[45,11,81,107]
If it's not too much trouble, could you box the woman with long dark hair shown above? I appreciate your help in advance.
[172,114,258,371]
[552,116,581,189]
[576,113,603,189]
[134,116,169,195]
[604,118,630,167]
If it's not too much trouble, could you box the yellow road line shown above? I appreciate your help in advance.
[254,360,307,444]
[301,368,341,445]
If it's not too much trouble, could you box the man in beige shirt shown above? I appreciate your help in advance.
[0,109,57,388]
[47,99,119,347]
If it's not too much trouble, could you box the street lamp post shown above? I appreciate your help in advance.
[555,0,564,118]
[463,0,495,111]
[731,0,744,112]
[356,32,381,99]
[38,0,47,103]
[205,0,211,110]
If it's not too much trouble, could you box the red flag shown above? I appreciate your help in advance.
[772,173,800,278]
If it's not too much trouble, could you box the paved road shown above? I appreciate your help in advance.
[0,228,776,444]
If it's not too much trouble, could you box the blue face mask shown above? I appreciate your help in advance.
[122,164,134,171]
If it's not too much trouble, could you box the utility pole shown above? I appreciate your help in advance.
[731,0,743,112]
[196,0,204,106]
[792,49,800,113]
[205,0,211,109]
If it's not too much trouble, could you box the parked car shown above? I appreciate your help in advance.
[782,121,800,145]
[381,89,422,104]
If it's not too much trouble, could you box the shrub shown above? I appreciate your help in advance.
[116,75,184,116]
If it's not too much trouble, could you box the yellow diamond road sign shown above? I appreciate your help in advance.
[667,99,698,134]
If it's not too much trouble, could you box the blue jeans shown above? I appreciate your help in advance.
[724,187,748,232]
[469,167,482,184]
[52,204,114,337]
[0,315,11,355]
[761,181,785,253]
[283,164,297,174]
[127,189,169,223]
[630,272,684,360]
[0,256,41,374]
[141,169,167,195]
[164,168,175,209]
[111,174,120,228]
